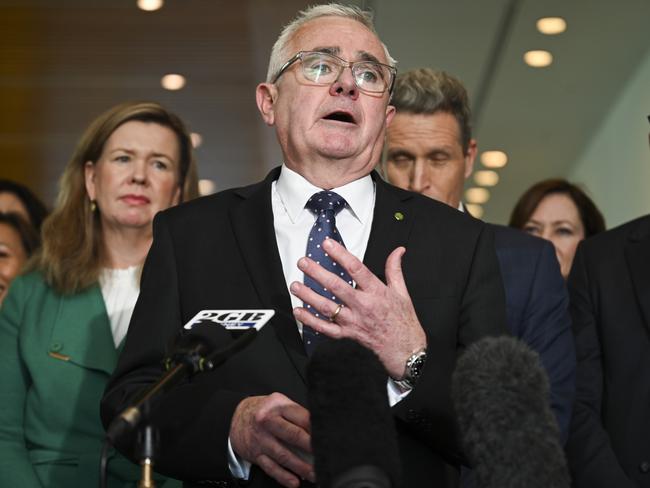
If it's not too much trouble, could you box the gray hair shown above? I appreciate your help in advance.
[266,3,397,83]
[392,68,472,152]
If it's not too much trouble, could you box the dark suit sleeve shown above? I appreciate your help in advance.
[101,212,247,482]
[565,244,638,487]
[393,221,508,466]
[521,241,575,444]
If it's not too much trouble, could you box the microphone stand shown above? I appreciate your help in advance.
[101,329,258,488]
[137,424,157,488]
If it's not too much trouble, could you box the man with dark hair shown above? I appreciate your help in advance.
[383,68,575,444]
[102,8,507,488]
[565,118,650,487]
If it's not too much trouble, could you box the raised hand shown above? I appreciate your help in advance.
[291,239,426,379]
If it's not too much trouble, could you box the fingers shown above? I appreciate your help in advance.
[270,404,312,454]
[291,281,347,320]
[256,450,311,488]
[385,246,408,295]
[297,255,357,305]
[321,239,379,291]
[230,394,315,486]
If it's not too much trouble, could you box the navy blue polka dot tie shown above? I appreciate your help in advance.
[303,190,353,355]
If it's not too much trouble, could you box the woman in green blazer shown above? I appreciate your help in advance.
[0,101,199,487]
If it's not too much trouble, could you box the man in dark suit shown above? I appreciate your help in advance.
[382,68,575,443]
[565,127,650,486]
[101,5,507,487]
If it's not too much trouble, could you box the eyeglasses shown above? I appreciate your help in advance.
[272,51,396,95]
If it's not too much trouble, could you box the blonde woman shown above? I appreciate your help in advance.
[0,101,198,487]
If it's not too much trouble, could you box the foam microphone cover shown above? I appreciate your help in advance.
[166,323,227,360]
[452,336,570,488]
[307,338,401,488]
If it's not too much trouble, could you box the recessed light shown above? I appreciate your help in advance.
[465,188,490,204]
[537,17,566,35]
[161,74,186,91]
[474,170,500,187]
[190,132,203,148]
[481,151,508,168]
[199,179,216,196]
[524,50,553,68]
[137,0,163,12]
[465,204,484,219]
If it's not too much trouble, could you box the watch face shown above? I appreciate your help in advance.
[407,352,427,384]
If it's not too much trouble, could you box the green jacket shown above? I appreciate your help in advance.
[0,272,181,487]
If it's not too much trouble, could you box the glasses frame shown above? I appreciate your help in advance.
[272,50,396,95]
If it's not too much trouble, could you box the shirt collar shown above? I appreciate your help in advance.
[276,164,374,224]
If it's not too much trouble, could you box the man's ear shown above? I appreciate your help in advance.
[464,138,478,179]
[256,83,278,126]
[385,104,396,127]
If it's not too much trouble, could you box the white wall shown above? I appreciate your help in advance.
[569,48,650,229]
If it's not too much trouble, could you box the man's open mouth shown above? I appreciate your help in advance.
[323,111,356,124]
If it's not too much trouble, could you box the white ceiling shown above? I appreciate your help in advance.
[1,0,649,223]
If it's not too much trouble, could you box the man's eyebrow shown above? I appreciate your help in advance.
[310,47,383,64]
[386,148,414,159]
[312,46,340,56]
[356,50,381,64]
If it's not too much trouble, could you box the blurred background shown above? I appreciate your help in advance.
[1,0,649,226]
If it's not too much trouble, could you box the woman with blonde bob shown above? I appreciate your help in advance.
[0,101,198,487]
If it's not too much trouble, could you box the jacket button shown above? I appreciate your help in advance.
[640,461,650,473]
[50,342,63,352]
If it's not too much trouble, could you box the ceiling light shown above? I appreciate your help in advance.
[481,151,508,168]
[465,204,484,219]
[137,0,163,11]
[524,50,553,68]
[537,17,566,35]
[161,74,186,91]
[474,170,500,187]
[190,132,203,148]
[465,188,490,204]
[199,179,216,196]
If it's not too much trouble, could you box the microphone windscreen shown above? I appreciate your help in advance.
[307,338,401,488]
[452,336,570,488]
[165,323,228,367]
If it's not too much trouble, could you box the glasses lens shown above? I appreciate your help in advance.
[298,51,393,93]
[301,53,339,84]
[352,62,390,93]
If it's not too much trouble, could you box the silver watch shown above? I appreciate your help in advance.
[394,348,427,390]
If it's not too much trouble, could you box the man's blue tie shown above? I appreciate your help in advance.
[303,190,353,355]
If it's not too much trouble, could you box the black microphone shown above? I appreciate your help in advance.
[451,336,570,488]
[106,322,257,444]
[307,338,401,488]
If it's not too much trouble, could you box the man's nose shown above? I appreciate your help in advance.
[410,160,430,193]
[329,66,359,100]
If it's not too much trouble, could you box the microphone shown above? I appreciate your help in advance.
[106,309,274,443]
[451,336,570,488]
[307,338,401,488]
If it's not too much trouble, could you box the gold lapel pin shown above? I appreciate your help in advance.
[394,212,405,221]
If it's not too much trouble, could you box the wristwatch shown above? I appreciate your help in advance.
[394,348,427,390]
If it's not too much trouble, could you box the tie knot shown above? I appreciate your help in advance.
[305,190,348,215]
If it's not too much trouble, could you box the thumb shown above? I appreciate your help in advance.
[385,246,408,295]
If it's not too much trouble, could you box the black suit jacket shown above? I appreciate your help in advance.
[566,214,650,487]
[101,168,507,487]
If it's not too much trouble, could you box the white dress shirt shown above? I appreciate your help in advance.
[228,165,410,479]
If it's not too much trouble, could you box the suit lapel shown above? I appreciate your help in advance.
[229,168,308,382]
[363,173,416,280]
[49,285,118,375]
[625,219,650,333]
